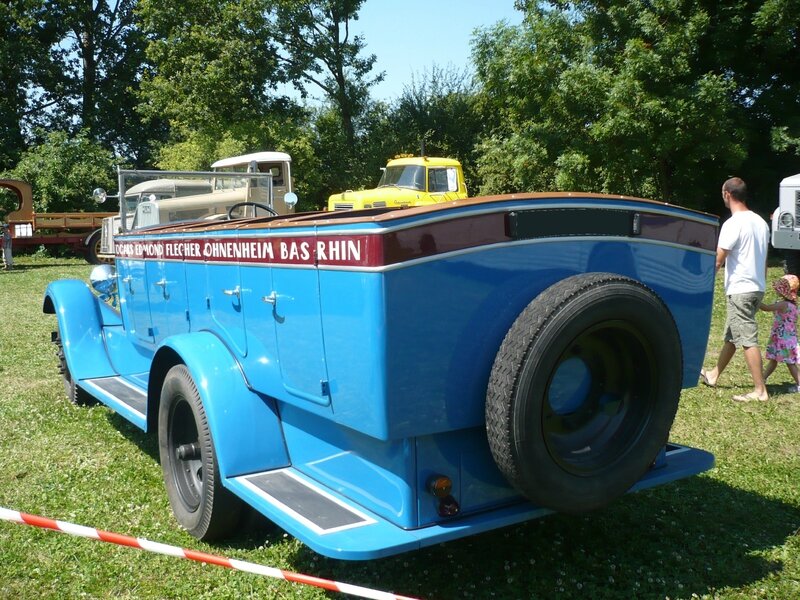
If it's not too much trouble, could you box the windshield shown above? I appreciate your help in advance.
[214,164,283,191]
[378,165,425,191]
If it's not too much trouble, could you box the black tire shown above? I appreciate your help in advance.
[52,329,97,406]
[486,273,683,514]
[783,249,800,277]
[158,365,243,540]
[85,230,113,265]
[85,230,102,265]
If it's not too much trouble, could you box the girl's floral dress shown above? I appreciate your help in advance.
[766,301,799,363]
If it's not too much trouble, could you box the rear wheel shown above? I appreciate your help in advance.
[158,365,243,540]
[486,273,683,513]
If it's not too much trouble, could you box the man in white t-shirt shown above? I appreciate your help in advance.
[700,177,770,401]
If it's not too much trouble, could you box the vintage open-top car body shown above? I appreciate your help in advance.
[44,192,717,559]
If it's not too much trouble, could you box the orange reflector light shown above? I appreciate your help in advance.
[427,476,452,498]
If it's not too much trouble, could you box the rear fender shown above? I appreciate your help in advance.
[152,332,289,478]
[43,279,120,381]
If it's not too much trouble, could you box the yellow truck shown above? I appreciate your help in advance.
[327,156,468,211]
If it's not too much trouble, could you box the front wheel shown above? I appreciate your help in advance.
[84,230,111,265]
[53,329,96,406]
[158,365,243,540]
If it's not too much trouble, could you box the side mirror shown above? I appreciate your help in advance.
[284,192,299,208]
[93,188,107,204]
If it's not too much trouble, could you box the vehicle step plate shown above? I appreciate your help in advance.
[83,376,147,417]
[235,469,375,535]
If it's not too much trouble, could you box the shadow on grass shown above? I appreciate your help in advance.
[1,262,87,271]
[251,476,797,599]
[106,412,159,464]
[100,411,799,598]
[333,477,798,599]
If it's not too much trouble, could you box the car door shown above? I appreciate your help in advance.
[268,265,330,405]
[117,257,153,344]
[146,258,190,342]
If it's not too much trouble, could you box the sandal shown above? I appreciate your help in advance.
[732,393,768,402]
[699,369,716,387]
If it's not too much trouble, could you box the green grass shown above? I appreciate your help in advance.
[1,256,798,599]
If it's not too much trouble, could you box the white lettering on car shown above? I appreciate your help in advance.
[119,236,367,265]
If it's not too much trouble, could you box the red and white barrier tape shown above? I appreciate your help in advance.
[0,507,419,600]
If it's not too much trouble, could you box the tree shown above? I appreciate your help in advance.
[6,1,153,162]
[273,0,383,152]
[500,0,800,210]
[0,1,62,170]
[0,4,28,170]
[10,130,117,213]
[384,66,482,191]
[473,2,747,210]
[137,0,297,169]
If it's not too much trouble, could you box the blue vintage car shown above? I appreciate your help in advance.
[44,192,717,559]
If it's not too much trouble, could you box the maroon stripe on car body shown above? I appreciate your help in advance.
[116,208,717,268]
[378,209,716,266]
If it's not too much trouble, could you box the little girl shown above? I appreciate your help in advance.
[761,274,800,391]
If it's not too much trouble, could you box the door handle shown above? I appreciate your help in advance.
[261,291,277,305]
[223,286,241,298]
[154,278,169,299]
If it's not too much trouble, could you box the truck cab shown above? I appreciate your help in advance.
[327,156,467,211]
[97,151,295,258]
[99,178,214,256]
[210,151,294,215]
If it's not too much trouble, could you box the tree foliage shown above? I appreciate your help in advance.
[473,2,749,209]
[136,0,287,166]
[6,1,153,161]
[384,66,483,191]
[9,130,117,213]
[483,0,800,211]
[56,1,148,152]
[2,1,800,214]
[274,0,383,150]
[0,1,63,170]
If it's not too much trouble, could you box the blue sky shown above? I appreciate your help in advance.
[351,0,523,101]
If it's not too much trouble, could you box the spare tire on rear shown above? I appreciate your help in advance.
[485,272,682,513]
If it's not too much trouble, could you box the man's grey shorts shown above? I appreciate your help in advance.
[724,292,764,347]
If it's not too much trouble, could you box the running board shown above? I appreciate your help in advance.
[80,376,148,430]
[235,469,376,535]
[225,444,715,560]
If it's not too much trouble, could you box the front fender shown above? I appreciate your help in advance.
[154,333,289,479]
[43,279,121,381]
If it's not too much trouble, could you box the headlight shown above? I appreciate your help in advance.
[90,264,117,297]
[779,212,794,229]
